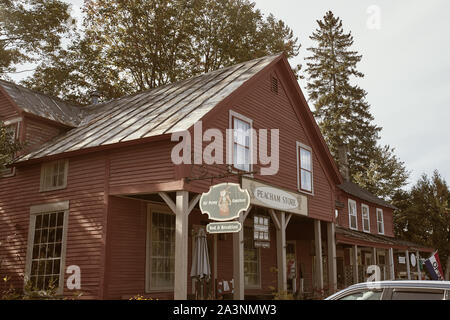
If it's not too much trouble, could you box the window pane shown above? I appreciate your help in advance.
[351,215,357,229]
[340,290,382,300]
[301,169,312,191]
[150,212,175,289]
[392,291,444,300]
[244,226,260,287]
[300,148,311,171]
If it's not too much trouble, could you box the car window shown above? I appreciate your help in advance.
[339,289,383,300]
[391,289,444,300]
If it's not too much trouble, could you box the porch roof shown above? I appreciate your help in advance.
[335,226,434,252]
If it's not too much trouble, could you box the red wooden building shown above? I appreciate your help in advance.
[0,53,432,300]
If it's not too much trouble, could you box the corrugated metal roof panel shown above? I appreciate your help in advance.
[15,54,280,162]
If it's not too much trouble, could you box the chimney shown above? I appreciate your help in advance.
[90,91,101,104]
[338,144,350,182]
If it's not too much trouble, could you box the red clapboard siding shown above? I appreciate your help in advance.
[0,91,19,121]
[337,190,394,238]
[0,153,106,299]
[105,196,147,299]
[186,63,335,222]
[23,117,66,154]
[109,141,177,188]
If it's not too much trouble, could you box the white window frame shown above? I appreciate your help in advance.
[296,142,314,195]
[376,208,385,235]
[361,204,370,233]
[24,201,70,295]
[348,199,358,230]
[40,159,69,192]
[229,110,253,173]
[145,203,176,293]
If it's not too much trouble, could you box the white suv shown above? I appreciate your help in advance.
[325,281,450,300]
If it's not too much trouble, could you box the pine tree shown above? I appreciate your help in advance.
[305,11,408,199]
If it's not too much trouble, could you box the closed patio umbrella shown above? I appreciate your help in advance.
[190,228,211,299]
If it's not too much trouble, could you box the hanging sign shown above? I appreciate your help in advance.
[398,256,406,264]
[410,253,416,267]
[242,177,308,216]
[206,221,242,234]
[200,183,250,221]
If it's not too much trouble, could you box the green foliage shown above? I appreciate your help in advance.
[23,0,301,104]
[305,11,408,199]
[0,0,74,77]
[0,121,22,170]
[392,170,450,275]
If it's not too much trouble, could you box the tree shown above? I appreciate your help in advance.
[0,121,22,170]
[392,171,450,279]
[305,11,408,199]
[0,0,74,78]
[23,0,301,104]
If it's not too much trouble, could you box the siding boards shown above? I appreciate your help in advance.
[188,66,335,222]
[109,141,176,188]
[0,154,106,299]
[0,92,19,120]
[23,117,65,154]
[337,190,395,238]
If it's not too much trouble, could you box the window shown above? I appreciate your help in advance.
[297,143,313,193]
[25,201,69,293]
[348,199,357,230]
[230,111,252,172]
[147,210,175,291]
[40,160,68,191]
[244,226,260,288]
[362,204,370,232]
[376,208,384,234]
[339,289,383,300]
[391,289,445,300]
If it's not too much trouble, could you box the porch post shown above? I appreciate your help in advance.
[405,250,411,280]
[276,212,287,292]
[314,220,323,291]
[416,251,422,280]
[233,207,251,300]
[327,222,337,293]
[174,191,189,300]
[389,248,395,280]
[352,245,359,284]
[372,247,377,265]
[327,222,337,294]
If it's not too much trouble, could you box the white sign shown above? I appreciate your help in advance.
[410,253,416,267]
[242,177,308,216]
[398,256,406,264]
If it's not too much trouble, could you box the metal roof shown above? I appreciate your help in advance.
[0,79,85,127]
[338,180,397,210]
[15,54,280,162]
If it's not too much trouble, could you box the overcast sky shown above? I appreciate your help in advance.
[13,0,450,187]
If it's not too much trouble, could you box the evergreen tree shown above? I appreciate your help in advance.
[305,11,408,199]
[392,171,450,279]
[22,0,301,104]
